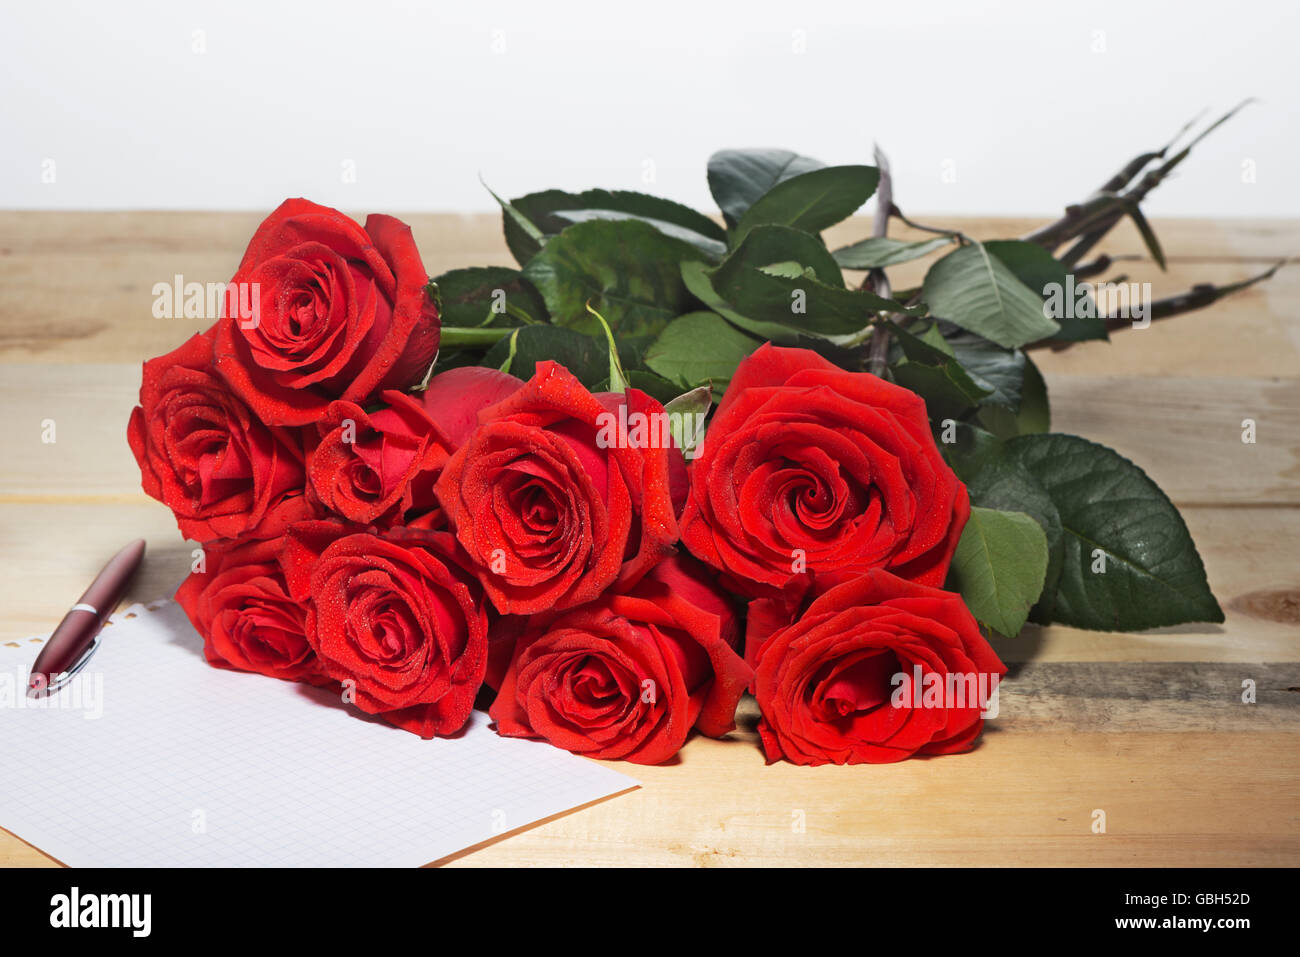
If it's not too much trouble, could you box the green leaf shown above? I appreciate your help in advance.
[681,260,802,344]
[936,321,1026,410]
[503,188,726,267]
[704,227,920,339]
[707,149,825,228]
[431,267,548,328]
[624,369,683,404]
[707,267,914,339]
[484,180,547,265]
[966,458,1065,620]
[985,240,1107,343]
[760,261,815,280]
[663,384,712,457]
[482,325,608,388]
[592,370,683,403]
[948,507,1050,637]
[713,223,844,287]
[552,209,725,261]
[922,242,1061,348]
[940,422,1004,483]
[522,218,704,347]
[732,165,879,246]
[889,323,992,421]
[978,353,1050,437]
[831,236,953,270]
[644,311,762,393]
[998,433,1223,630]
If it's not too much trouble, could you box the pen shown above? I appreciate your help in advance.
[27,538,146,697]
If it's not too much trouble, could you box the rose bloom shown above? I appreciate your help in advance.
[680,343,968,593]
[306,391,451,529]
[306,367,531,530]
[213,199,441,426]
[175,535,325,684]
[750,569,1007,765]
[282,522,488,738]
[489,555,751,764]
[434,361,684,616]
[127,330,312,542]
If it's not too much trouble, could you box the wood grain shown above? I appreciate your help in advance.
[0,212,1296,868]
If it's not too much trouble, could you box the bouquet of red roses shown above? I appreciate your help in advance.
[130,126,1250,765]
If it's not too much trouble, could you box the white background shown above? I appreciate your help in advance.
[2,0,1297,216]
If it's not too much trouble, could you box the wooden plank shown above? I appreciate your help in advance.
[1047,375,1300,505]
[435,730,1300,867]
[0,212,513,366]
[1,711,1294,867]
[2,213,1295,374]
[992,662,1300,732]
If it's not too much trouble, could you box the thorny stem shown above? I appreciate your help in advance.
[891,207,972,245]
[864,145,896,377]
[1024,100,1255,255]
[1027,261,1286,350]
[1071,255,1113,279]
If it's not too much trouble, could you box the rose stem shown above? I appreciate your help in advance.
[436,326,517,349]
[1027,260,1286,351]
[864,145,896,377]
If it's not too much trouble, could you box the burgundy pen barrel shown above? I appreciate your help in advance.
[79,538,147,612]
[28,538,146,695]
[28,607,100,694]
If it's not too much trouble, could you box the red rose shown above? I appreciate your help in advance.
[282,522,488,738]
[175,535,325,683]
[306,390,451,528]
[680,343,968,592]
[434,361,684,615]
[489,555,751,764]
[751,569,1007,765]
[418,364,528,446]
[127,331,312,542]
[213,199,440,426]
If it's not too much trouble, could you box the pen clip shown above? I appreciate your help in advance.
[42,632,103,695]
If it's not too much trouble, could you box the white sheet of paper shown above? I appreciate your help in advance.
[0,601,637,867]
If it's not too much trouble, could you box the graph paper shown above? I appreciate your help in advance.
[0,601,637,867]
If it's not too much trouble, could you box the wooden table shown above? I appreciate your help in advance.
[2,212,1297,867]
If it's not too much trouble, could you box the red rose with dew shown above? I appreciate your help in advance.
[128,330,312,543]
[680,343,968,594]
[489,554,751,764]
[213,199,440,427]
[751,569,1007,765]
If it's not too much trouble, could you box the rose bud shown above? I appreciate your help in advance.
[680,343,968,593]
[281,521,489,739]
[175,535,326,684]
[306,390,452,528]
[489,554,751,765]
[434,361,684,616]
[751,569,1007,765]
[213,199,441,426]
[127,331,313,543]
